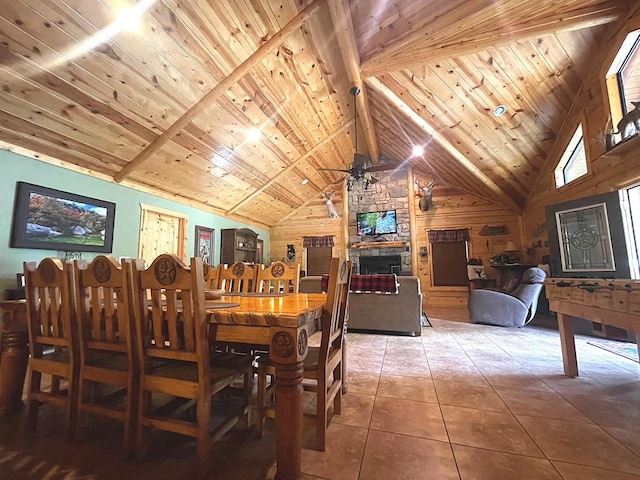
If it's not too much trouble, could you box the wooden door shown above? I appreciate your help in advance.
[138,204,188,266]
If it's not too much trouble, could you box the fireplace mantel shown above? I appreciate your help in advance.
[350,241,408,249]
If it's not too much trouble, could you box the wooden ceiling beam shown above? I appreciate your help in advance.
[361,3,624,77]
[226,120,353,214]
[366,77,523,214]
[113,0,322,183]
[326,0,378,162]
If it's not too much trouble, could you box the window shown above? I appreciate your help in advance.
[431,241,469,286]
[606,29,640,128]
[554,124,587,188]
[620,184,640,279]
[306,246,332,275]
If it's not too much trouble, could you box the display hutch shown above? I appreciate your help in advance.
[220,228,259,265]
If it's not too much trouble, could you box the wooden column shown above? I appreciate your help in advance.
[0,300,29,415]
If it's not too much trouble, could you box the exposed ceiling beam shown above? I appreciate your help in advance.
[113,0,322,183]
[326,0,378,162]
[226,120,353,214]
[366,77,523,214]
[361,3,624,77]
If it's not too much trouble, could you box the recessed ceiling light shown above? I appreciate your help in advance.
[412,145,424,157]
[493,105,507,117]
[246,127,262,142]
[301,178,309,185]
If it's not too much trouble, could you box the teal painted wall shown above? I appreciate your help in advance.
[0,150,269,293]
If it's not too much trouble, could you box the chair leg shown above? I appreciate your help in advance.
[242,368,251,430]
[256,364,266,437]
[315,377,327,451]
[333,365,342,415]
[196,395,211,480]
[23,369,40,432]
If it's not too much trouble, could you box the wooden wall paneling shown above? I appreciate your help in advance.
[415,188,523,308]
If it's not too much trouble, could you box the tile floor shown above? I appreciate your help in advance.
[1,314,639,479]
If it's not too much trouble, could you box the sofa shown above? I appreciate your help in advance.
[299,274,423,336]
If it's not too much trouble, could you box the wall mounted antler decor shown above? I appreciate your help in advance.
[415,175,436,211]
[321,191,339,218]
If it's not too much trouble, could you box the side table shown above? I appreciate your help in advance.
[0,300,29,415]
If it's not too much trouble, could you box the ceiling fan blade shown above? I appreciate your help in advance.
[364,163,401,172]
[369,176,380,184]
[318,168,352,173]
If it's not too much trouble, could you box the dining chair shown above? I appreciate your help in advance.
[130,254,252,478]
[256,261,300,293]
[72,255,138,456]
[217,261,256,293]
[23,258,79,438]
[203,262,220,290]
[256,257,352,450]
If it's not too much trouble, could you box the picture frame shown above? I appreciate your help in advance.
[195,225,214,265]
[10,182,116,253]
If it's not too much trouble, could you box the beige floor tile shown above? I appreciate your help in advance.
[551,461,640,480]
[429,363,489,384]
[329,392,375,428]
[452,444,563,480]
[560,392,640,429]
[370,396,448,442]
[376,374,438,403]
[518,415,640,475]
[300,423,367,480]
[602,425,640,457]
[360,430,459,480]
[441,405,543,457]
[345,371,379,396]
[434,380,508,412]
[493,385,591,423]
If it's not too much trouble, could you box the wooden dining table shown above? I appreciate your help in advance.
[206,292,327,480]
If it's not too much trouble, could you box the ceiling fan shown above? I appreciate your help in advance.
[319,87,399,190]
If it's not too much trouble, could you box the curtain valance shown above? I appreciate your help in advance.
[428,229,470,243]
[302,236,335,248]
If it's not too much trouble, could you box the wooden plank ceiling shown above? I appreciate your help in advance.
[0,0,631,227]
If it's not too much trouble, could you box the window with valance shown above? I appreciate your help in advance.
[428,229,470,286]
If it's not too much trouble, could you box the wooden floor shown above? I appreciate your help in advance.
[1,310,639,479]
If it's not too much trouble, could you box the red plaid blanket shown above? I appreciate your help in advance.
[321,274,398,294]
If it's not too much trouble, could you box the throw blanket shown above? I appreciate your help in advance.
[321,274,399,294]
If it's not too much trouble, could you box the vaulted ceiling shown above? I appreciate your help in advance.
[0,0,632,228]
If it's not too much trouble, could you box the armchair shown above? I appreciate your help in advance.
[468,267,547,327]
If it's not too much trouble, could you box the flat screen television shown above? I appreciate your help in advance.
[10,182,116,253]
[356,210,397,236]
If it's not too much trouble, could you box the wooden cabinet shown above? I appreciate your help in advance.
[220,228,259,265]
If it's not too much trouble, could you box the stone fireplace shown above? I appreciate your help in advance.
[359,255,402,275]
[348,165,412,275]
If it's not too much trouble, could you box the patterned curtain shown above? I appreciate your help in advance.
[303,235,335,248]
[428,229,471,243]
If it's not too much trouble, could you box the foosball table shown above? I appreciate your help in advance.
[544,278,640,377]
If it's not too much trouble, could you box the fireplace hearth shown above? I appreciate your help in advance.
[359,255,402,275]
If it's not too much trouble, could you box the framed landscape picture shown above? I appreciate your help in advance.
[195,225,214,265]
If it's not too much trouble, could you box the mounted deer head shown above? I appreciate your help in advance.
[321,190,339,218]
[415,176,436,212]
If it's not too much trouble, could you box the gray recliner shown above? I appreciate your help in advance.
[468,267,547,327]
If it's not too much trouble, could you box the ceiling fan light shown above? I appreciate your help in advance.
[246,127,262,142]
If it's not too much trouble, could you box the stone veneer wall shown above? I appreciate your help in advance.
[348,166,412,274]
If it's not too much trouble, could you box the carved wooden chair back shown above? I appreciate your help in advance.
[256,261,300,293]
[203,262,220,289]
[217,261,256,293]
[130,254,250,477]
[309,256,352,450]
[23,257,78,437]
[72,255,137,454]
